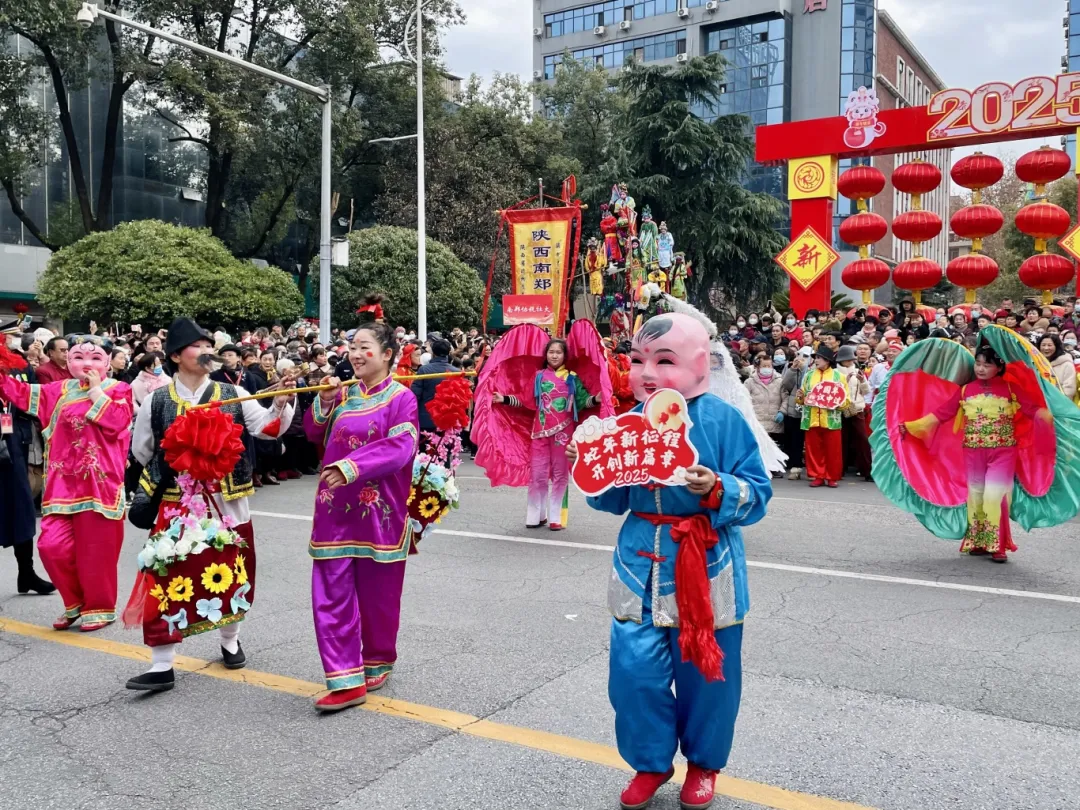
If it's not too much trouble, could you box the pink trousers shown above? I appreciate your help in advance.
[39,512,125,624]
[527,433,569,526]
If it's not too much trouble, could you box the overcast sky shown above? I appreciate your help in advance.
[440,0,1067,159]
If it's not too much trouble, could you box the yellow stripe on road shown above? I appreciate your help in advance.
[0,617,875,810]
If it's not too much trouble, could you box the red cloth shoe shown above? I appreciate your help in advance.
[826,480,838,488]
[52,614,77,630]
[808,479,824,488]
[80,619,113,633]
[548,523,565,532]
[314,685,367,712]
[680,764,718,810]
[365,672,390,691]
[619,769,674,810]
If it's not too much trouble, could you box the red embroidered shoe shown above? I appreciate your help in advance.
[80,620,113,633]
[365,672,390,691]
[808,479,824,488]
[314,685,367,712]
[548,523,565,532]
[680,764,718,810]
[619,769,674,810]
[52,614,77,630]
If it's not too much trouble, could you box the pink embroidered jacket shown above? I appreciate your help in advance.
[0,376,133,520]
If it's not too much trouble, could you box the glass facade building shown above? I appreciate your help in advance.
[544,30,687,77]
[834,0,876,250]
[1067,0,1080,165]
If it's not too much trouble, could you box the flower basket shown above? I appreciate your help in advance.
[407,458,460,543]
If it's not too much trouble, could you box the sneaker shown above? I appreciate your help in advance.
[680,764,717,810]
[620,769,675,810]
[787,467,802,480]
[126,669,175,692]
[365,672,390,691]
[314,685,367,712]
[221,642,247,670]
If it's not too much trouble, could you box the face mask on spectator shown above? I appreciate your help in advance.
[773,353,786,366]
[748,316,758,325]
[420,352,432,365]
[785,318,795,327]
[728,327,738,336]
[1066,337,1078,347]
[736,320,745,328]
[152,365,163,376]
[807,317,817,325]
[759,366,774,377]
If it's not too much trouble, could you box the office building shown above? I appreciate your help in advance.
[1065,0,1078,165]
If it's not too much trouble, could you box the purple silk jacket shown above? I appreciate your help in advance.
[304,376,419,563]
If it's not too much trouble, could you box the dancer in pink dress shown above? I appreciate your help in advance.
[0,335,132,631]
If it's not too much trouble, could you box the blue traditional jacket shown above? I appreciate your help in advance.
[586,394,772,628]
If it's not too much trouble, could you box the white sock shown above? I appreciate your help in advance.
[148,644,177,673]
[219,624,240,654]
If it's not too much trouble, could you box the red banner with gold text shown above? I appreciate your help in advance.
[503,206,581,335]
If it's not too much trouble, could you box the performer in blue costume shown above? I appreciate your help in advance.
[571,310,772,810]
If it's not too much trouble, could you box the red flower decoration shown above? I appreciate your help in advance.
[12,303,29,315]
[359,487,380,505]
[161,405,245,483]
[426,377,472,432]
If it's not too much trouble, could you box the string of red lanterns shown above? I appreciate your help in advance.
[947,152,1004,303]
[891,159,944,305]
[1014,146,1073,305]
[837,166,890,305]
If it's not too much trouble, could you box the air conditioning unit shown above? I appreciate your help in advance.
[533,70,543,81]
[594,25,606,36]
[619,20,632,31]
[677,7,690,18]
[1063,54,1070,68]
[676,53,688,63]
[533,27,543,38]
[705,0,718,10]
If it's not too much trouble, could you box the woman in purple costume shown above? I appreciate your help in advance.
[304,322,419,712]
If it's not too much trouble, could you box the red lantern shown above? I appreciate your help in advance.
[892,160,942,208]
[1015,202,1070,249]
[950,153,1004,203]
[842,258,891,305]
[950,205,1004,243]
[838,212,888,247]
[1018,253,1075,305]
[892,210,943,244]
[1016,147,1071,194]
[946,254,999,304]
[893,258,943,305]
[838,166,886,212]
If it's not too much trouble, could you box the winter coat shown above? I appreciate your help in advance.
[744,371,785,434]
[1050,353,1078,400]
[838,364,870,416]
[780,362,808,418]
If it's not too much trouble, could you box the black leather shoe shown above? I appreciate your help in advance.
[17,570,56,595]
[126,669,175,692]
[221,642,246,670]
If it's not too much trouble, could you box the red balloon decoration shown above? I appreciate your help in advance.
[1018,254,1075,305]
[837,166,886,211]
[838,165,890,304]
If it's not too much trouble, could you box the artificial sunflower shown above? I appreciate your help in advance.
[417,496,441,519]
[234,554,248,586]
[149,583,168,613]
[166,575,194,603]
[201,562,234,594]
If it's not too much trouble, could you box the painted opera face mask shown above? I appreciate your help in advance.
[629,313,711,401]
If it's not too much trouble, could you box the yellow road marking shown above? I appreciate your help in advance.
[0,617,875,810]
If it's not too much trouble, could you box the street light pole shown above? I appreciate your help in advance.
[415,0,427,342]
[76,3,335,343]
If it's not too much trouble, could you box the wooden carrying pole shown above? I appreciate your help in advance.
[190,371,476,410]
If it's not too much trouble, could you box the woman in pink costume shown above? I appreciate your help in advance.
[474,322,613,531]
[304,322,419,712]
[0,335,133,630]
[492,338,602,530]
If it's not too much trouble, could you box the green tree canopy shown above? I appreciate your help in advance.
[38,220,304,328]
[312,225,484,332]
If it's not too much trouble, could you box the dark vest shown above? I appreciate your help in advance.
[139,381,253,502]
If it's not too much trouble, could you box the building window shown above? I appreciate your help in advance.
[566,29,688,69]
[543,0,682,37]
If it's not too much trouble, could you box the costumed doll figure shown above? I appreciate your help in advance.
[0,334,133,632]
[657,222,675,272]
[628,237,647,297]
[304,322,419,711]
[600,204,624,266]
[492,338,602,530]
[798,345,849,488]
[647,266,669,294]
[873,326,1080,564]
[610,301,633,348]
[586,237,608,296]
[473,321,613,530]
[670,253,689,302]
[611,182,638,238]
[573,311,772,810]
[638,205,660,269]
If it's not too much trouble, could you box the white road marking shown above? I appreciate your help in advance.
[250,511,1080,606]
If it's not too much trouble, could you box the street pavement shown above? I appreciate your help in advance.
[2,462,1079,810]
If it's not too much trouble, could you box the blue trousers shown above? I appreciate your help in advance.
[609,600,743,772]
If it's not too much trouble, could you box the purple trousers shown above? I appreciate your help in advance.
[312,557,407,690]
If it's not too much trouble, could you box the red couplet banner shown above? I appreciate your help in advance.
[502,206,582,335]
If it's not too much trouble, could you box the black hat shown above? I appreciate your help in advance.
[812,345,837,366]
[164,318,213,364]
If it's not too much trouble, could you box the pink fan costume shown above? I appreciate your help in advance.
[472,322,613,529]
[304,376,419,692]
[0,335,132,630]
[904,375,1045,559]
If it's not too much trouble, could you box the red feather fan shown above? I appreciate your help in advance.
[0,344,26,374]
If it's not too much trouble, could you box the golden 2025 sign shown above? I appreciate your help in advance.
[929,74,1080,142]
